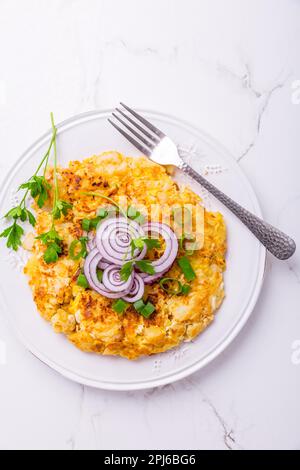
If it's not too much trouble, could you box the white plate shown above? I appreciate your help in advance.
[0,110,266,391]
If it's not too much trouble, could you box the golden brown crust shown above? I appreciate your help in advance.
[24,152,226,359]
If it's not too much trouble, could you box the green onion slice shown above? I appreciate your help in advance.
[177,256,196,281]
[77,273,89,289]
[159,277,183,295]
[112,299,129,314]
[69,238,87,261]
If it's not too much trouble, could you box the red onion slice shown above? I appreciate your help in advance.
[141,222,178,280]
[96,217,147,265]
[87,232,96,252]
[102,265,134,293]
[140,267,170,284]
[84,248,130,299]
[122,273,145,303]
[98,260,110,270]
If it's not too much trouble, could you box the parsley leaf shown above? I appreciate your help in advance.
[37,228,62,264]
[43,242,62,264]
[127,206,145,224]
[0,222,24,251]
[26,209,36,227]
[143,238,160,250]
[120,261,134,281]
[136,260,155,275]
[130,237,160,256]
[20,176,51,209]
[4,206,23,219]
[37,227,61,245]
[52,200,72,220]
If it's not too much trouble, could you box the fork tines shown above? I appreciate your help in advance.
[108,103,165,156]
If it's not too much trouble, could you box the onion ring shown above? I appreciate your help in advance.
[141,222,178,283]
[122,273,145,303]
[84,248,130,299]
[96,217,146,265]
[102,264,134,293]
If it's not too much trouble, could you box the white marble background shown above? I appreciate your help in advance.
[0,0,300,450]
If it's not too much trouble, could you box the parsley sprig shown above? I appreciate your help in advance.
[130,237,160,256]
[120,259,155,281]
[0,115,57,251]
[37,114,72,264]
[1,113,72,263]
[37,227,62,264]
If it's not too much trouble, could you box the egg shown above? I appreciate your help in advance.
[24,152,226,360]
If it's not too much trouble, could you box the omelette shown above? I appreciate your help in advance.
[24,151,226,360]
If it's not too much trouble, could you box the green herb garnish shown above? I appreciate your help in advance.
[140,302,155,318]
[0,222,24,251]
[37,227,62,264]
[136,260,155,275]
[37,113,72,264]
[159,277,183,295]
[133,300,155,318]
[120,261,134,281]
[177,256,196,281]
[133,299,145,312]
[77,273,89,289]
[82,219,91,231]
[83,193,127,219]
[112,299,129,314]
[97,207,109,219]
[0,116,57,251]
[19,176,51,209]
[127,206,145,224]
[130,237,160,256]
[96,268,103,282]
[69,237,87,261]
[181,284,191,295]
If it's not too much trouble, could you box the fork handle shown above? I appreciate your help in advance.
[179,162,296,260]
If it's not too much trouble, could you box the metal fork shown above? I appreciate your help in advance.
[108,103,296,260]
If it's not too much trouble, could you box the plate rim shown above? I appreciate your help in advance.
[0,108,266,391]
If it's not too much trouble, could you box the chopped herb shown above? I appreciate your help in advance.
[127,206,145,224]
[52,200,72,220]
[43,242,62,264]
[140,302,155,318]
[131,237,160,256]
[112,299,129,314]
[120,261,134,281]
[37,226,61,246]
[179,233,198,255]
[131,237,145,250]
[37,227,62,264]
[143,238,160,250]
[82,219,91,231]
[134,214,146,224]
[159,277,183,295]
[97,207,109,219]
[69,237,87,261]
[181,284,191,295]
[96,268,103,282]
[133,299,145,313]
[77,273,89,289]
[177,256,196,281]
[90,217,101,229]
[136,260,155,275]
[127,206,139,219]
[133,299,156,318]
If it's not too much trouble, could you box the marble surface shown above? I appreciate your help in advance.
[0,0,299,450]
